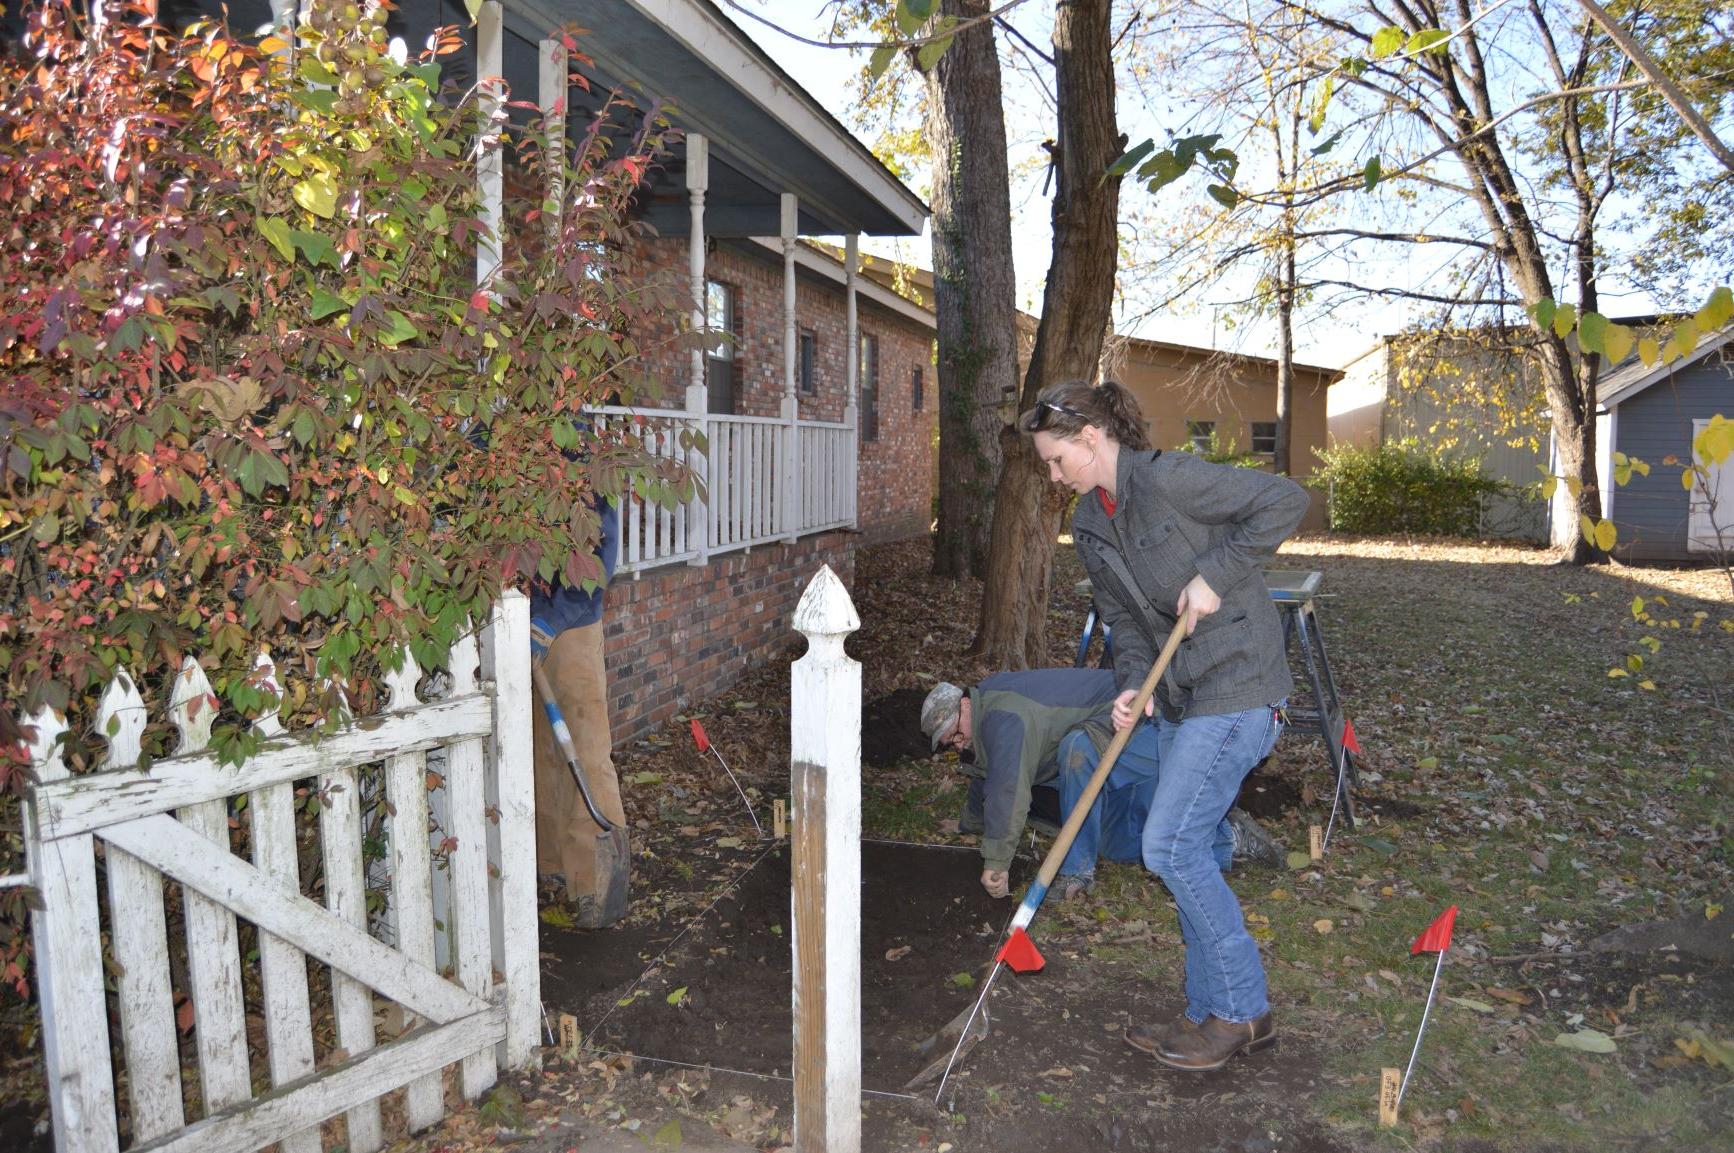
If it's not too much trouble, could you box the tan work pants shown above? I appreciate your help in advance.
[531,621,626,903]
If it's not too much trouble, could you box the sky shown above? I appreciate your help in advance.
[720,0,1430,369]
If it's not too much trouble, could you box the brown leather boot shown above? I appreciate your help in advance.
[1124,1012,1198,1056]
[1154,1012,1276,1071]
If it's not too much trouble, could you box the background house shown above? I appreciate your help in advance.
[1104,336,1339,530]
[1330,330,1551,541]
[1589,325,1734,563]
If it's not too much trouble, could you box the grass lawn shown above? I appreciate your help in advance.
[843,534,1734,1150]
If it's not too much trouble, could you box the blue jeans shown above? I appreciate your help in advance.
[1054,726,1236,881]
[1142,704,1283,1025]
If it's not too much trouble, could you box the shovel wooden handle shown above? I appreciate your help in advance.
[1027,618,1187,900]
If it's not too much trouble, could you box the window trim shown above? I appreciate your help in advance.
[1250,420,1278,455]
[1186,419,1216,451]
[798,329,818,395]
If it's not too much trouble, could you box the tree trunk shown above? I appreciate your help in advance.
[972,0,1123,667]
[1275,239,1294,477]
[926,0,1017,579]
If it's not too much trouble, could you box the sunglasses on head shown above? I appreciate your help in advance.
[1022,399,1092,433]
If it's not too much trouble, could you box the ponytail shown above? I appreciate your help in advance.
[1017,378,1151,451]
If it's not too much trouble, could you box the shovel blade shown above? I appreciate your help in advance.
[902,1000,990,1091]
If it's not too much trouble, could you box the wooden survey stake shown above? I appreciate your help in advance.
[1378,1067,1402,1127]
[558,1014,579,1063]
[1309,824,1324,861]
[774,798,787,839]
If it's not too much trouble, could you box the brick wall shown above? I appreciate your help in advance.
[601,530,856,743]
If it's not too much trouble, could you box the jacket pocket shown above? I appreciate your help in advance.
[1175,613,1252,696]
[1126,516,1195,596]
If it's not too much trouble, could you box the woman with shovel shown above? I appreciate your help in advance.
[1022,378,1309,1073]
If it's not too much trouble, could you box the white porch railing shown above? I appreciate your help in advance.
[590,405,857,575]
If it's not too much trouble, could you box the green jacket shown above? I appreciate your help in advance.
[965,669,1118,872]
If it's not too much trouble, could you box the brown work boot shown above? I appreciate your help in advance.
[1154,1012,1276,1072]
[1124,1011,1198,1056]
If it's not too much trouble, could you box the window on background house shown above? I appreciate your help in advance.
[1251,421,1278,454]
[912,365,924,411]
[1187,420,1215,451]
[705,279,738,414]
[799,330,817,395]
[859,332,880,442]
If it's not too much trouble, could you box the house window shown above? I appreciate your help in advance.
[705,279,738,415]
[799,330,817,395]
[912,365,924,411]
[1186,420,1215,451]
[859,332,880,443]
[1251,421,1278,454]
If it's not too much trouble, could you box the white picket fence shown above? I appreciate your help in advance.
[21,594,539,1153]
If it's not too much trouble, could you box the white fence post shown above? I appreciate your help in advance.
[482,592,540,1070]
[23,706,119,1153]
[789,566,861,1153]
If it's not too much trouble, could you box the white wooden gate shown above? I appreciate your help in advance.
[21,594,540,1153]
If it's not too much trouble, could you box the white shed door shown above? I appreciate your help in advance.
[1687,418,1734,553]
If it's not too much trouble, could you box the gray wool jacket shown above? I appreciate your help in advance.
[1071,448,1310,721]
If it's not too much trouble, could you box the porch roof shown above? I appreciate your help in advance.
[501,0,928,238]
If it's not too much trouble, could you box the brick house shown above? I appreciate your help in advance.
[433,0,936,741]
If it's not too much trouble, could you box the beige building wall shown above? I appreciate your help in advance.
[1107,339,1337,530]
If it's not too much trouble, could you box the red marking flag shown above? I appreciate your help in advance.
[995,927,1045,974]
[1341,717,1361,755]
[690,718,711,753]
[1411,905,1458,955]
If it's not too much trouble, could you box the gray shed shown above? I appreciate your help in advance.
[1589,324,1734,562]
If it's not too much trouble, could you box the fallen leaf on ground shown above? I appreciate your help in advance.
[885,945,913,961]
[1313,919,1334,934]
[1554,1029,1617,1054]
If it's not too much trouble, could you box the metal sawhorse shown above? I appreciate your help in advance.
[1072,570,1359,843]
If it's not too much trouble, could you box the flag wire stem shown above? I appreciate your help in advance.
[933,958,1004,1106]
[708,747,765,838]
[1397,948,1446,1109]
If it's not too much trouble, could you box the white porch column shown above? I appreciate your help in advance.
[844,235,860,530]
[538,39,568,238]
[475,2,504,289]
[686,135,711,564]
[781,194,801,542]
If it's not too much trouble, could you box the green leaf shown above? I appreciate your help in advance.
[1695,285,1733,331]
[1107,140,1156,178]
[1554,1029,1617,1054]
[1577,310,1608,357]
[1406,28,1452,54]
[1551,302,1578,338]
[1308,75,1335,134]
[380,311,420,347]
[1447,995,1498,1013]
[1594,518,1617,552]
[1361,836,1398,855]
[896,0,928,37]
[1603,321,1635,364]
[1206,183,1239,209]
[1667,317,1700,361]
[293,172,338,219]
[298,57,338,86]
[1362,156,1382,191]
[1370,26,1405,58]
[666,986,688,1006]
[1286,850,1313,870]
[916,33,953,72]
[1638,336,1660,366]
[1530,298,1557,330]
[257,216,295,261]
[291,229,335,267]
[652,1119,683,1150]
[950,971,976,988]
[464,0,484,21]
[310,287,348,320]
[1310,129,1344,156]
[867,45,897,81]
[1140,150,1188,191]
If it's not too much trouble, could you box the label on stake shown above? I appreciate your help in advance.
[773,798,787,839]
[559,1013,580,1062]
[1378,1067,1401,1127]
[1309,824,1324,861]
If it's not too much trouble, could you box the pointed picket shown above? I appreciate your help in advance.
[24,705,119,1152]
[170,658,253,1117]
[103,665,183,1142]
[247,651,320,1153]
[484,594,539,1071]
[383,647,443,1132]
